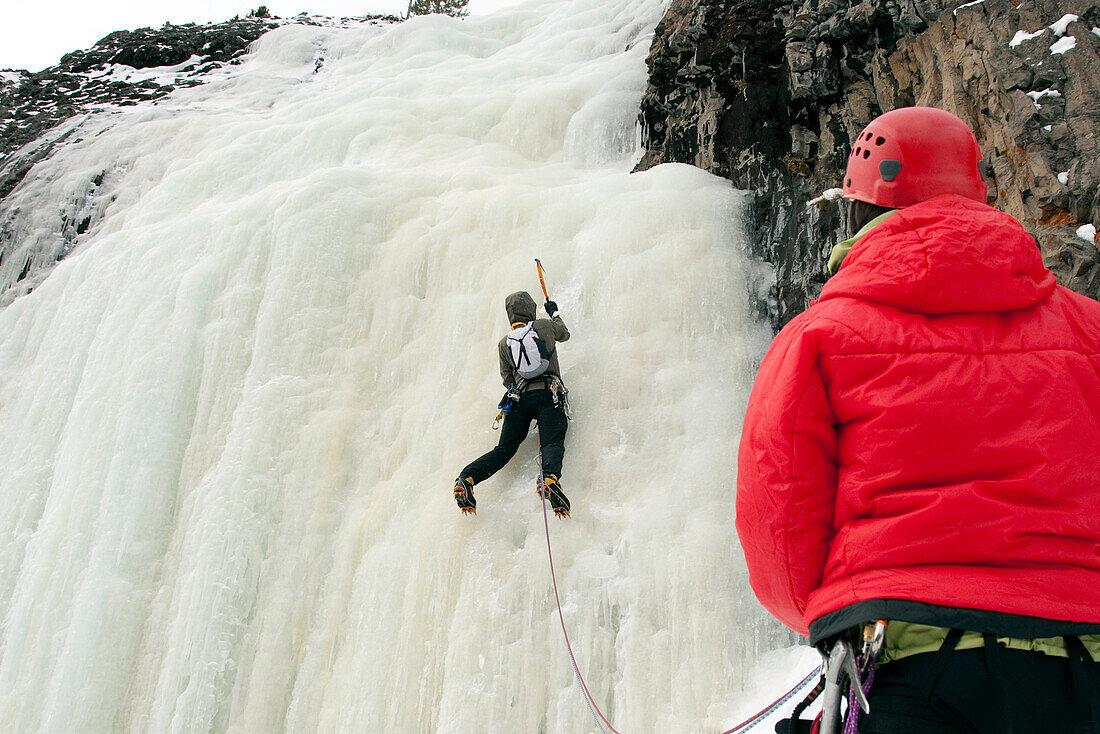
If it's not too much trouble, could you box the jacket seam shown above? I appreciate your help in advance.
[785,334,830,620]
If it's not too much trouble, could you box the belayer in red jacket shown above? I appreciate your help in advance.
[736,107,1100,733]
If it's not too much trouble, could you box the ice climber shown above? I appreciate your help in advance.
[736,107,1100,732]
[454,291,571,518]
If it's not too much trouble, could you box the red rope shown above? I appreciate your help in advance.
[540,490,621,733]
[535,434,818,734]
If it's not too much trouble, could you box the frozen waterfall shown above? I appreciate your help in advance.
[0,0,813,732]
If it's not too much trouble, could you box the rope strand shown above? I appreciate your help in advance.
[536,428,822,734]
[541,490,619,733]
[719,666,823,734]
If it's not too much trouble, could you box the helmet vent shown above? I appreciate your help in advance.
[875,136,886,146]
[862,149,871,159]
[879,159,902,181]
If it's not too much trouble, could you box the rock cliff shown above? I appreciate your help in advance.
[637,0,1100,327]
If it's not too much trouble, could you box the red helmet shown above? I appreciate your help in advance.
[843,107,987,208]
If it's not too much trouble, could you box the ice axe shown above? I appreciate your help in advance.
[535,258,559,320]
[535,258,550,300]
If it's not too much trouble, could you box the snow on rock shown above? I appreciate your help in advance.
[808,187,845,207]
[1026,87,1063,108]
[1012,13,1082,54]
[953,0,985,16]
[1078,223,1098,245]
[1050,14,1079,36]
[1010,28,1046,47]
[1050,35,1077,54]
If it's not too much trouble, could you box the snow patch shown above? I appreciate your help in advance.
[1008,14,1078,50]
[1010,28,1046,47]
[1050,14,1079,36]
[953,0,985,15]
[1027,88,1062,108]
[1050,36,1077,54]
[93,54,206,85]
[1078,224,1098,245]
[1058,172,1069,185]
[808,188,845,207]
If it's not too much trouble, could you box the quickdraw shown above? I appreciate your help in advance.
[818,620,886,734]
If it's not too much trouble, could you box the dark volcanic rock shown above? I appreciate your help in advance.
[65,21,278,72]
[638,0,1100,328]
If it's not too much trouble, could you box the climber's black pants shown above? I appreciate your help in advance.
[461,389,567,484]
[859,634,1100,733]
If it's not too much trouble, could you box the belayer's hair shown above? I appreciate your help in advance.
[848,199,893,237]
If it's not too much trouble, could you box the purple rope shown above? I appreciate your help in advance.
[843,658,875,734]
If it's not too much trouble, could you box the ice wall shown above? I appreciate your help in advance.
[0,1,799,732]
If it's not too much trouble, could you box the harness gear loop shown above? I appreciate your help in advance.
[861,620,887,671]
[493,388,521,429]
[548,374,571,419]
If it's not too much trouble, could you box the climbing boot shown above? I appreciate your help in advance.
[454,476,476,515]
[539,474,570,518]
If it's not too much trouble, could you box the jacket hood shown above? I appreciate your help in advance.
[505,291,537,323]
[819,194,1056,314]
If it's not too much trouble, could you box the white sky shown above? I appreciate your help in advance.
[1,0,525,73]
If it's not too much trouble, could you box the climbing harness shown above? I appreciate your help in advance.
[548,374,571,419]
[535,434,823,733]
[492,388,521,430]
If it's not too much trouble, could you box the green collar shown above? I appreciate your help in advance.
[827,209,899,274]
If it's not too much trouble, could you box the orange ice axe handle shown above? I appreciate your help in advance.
[535,258,550,300]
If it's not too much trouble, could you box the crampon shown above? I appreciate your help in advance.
[454,477,476,515]
[538,474,570,518]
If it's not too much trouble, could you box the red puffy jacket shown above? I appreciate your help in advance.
[736,194,1100,639]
